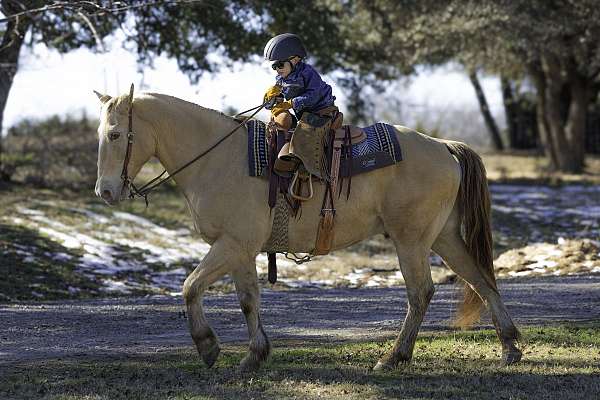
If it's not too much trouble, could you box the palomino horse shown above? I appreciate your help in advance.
[94,89,522,372]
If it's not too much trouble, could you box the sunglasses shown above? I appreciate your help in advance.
[271,60,287,70]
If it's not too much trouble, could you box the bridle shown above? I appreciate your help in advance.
[117,84,268,206]
[119,84,140,200]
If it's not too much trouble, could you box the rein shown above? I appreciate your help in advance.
[120,85,268,206]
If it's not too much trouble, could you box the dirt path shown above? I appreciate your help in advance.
[1,275,599,366]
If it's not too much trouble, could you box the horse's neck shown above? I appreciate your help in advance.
[139,94,244,191]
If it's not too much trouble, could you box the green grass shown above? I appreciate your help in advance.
[0,184,193,301]
[1,326,599,399]
[0,222,101,301]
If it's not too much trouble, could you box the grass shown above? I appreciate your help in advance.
[481,151,600,185]
[1,326,599,399]
[0,222,100,301]
[0,184,194,301]
[2,150,599,300]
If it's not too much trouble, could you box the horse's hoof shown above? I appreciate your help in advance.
[373,360,395,371]
[199,340,221,368]
[238,355,262,373]
[502,349,522,365]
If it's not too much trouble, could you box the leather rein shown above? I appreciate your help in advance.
[119,84,267,206]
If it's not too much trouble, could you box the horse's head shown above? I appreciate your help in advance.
[94,86,156,205]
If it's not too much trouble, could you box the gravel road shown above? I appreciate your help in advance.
[1,275,599,366]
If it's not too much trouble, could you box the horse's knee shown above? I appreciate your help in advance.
[183,273,201,304]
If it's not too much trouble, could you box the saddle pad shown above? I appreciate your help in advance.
[349,123,402,161]
[246,119,269,177]
[340,123,403,177]
[246,120,402,177]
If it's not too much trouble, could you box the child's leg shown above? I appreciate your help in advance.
[273,111,293,131]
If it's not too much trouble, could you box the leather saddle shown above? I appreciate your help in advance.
[335,125,367,143]
[265,112,368,283]
[275,121,367,177]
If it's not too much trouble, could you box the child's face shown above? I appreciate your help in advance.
[275,61,293,78]
[272,57,299,79]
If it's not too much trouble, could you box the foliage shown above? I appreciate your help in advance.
[326,0,600,171]
[4,1,600,170]
[4,114,98,187]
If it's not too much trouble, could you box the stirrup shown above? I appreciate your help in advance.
[289,169,313,201]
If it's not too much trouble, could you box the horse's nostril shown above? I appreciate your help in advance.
[101,190,113,201]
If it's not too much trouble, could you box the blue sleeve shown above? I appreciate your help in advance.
[291,66,325,111]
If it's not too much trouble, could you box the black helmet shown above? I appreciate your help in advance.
[263,33,307,61]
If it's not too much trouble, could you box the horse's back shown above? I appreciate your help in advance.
[285,124,462,252]
[391,125,461,196]
[373,125,462,244]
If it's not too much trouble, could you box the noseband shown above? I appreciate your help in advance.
[116,84,266,207]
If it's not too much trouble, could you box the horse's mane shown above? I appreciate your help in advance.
[138,92,237,123]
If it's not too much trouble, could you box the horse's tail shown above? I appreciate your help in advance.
[444,141,497,329]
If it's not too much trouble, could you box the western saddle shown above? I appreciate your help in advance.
[265,108,367,282]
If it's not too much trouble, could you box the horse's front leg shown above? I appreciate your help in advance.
[182,238,241,368]
[231,262,270,372]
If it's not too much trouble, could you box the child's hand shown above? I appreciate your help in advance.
[263,85,282,104]
[271,100,293,116]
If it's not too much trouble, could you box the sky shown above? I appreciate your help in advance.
[4,36,505,143]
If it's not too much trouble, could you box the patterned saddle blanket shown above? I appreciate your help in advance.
[246,120,402,178]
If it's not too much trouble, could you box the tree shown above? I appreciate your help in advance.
[0,0,272,180]
[329,0,600,173]
[469,71,504,150]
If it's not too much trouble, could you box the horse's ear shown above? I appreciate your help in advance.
[128,84,134,105]
[94,90,111,104]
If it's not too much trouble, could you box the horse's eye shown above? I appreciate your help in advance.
[108,132,121,141]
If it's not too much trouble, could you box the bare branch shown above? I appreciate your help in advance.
[76,11,105,52]
[0,0,211,23]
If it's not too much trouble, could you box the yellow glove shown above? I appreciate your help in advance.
[271,100,293,116]
[263,85,282,104]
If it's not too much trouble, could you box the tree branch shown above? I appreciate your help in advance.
[0,0,211,23]
[76,10,105,52]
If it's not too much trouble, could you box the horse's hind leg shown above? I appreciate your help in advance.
[230,263,270,372]
[432,223,522,365]
[374,244,434,371]
[183,238,244,368]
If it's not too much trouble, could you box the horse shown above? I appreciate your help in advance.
[94,88,522,372]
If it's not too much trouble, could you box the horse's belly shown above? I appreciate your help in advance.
[285,172,386,253]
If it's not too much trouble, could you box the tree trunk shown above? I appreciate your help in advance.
[564,71,589,171]
[469,72,504,151]
[539,55,587,173]
[501,77,519,149]
[529,62,559,168]
[0,3,31,180]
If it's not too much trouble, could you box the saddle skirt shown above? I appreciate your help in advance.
[246,120,403,178]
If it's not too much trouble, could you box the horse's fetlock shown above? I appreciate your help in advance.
[191,326,215,344]
[249,327,271,360]
[239,353,263,373]
[374,354,399,371]
[397,352,413,363]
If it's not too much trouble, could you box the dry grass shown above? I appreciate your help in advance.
[482,151,600,184]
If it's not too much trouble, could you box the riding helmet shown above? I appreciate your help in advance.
[263,33,307,61]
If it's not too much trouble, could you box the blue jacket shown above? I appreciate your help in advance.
[276,61,335,116]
